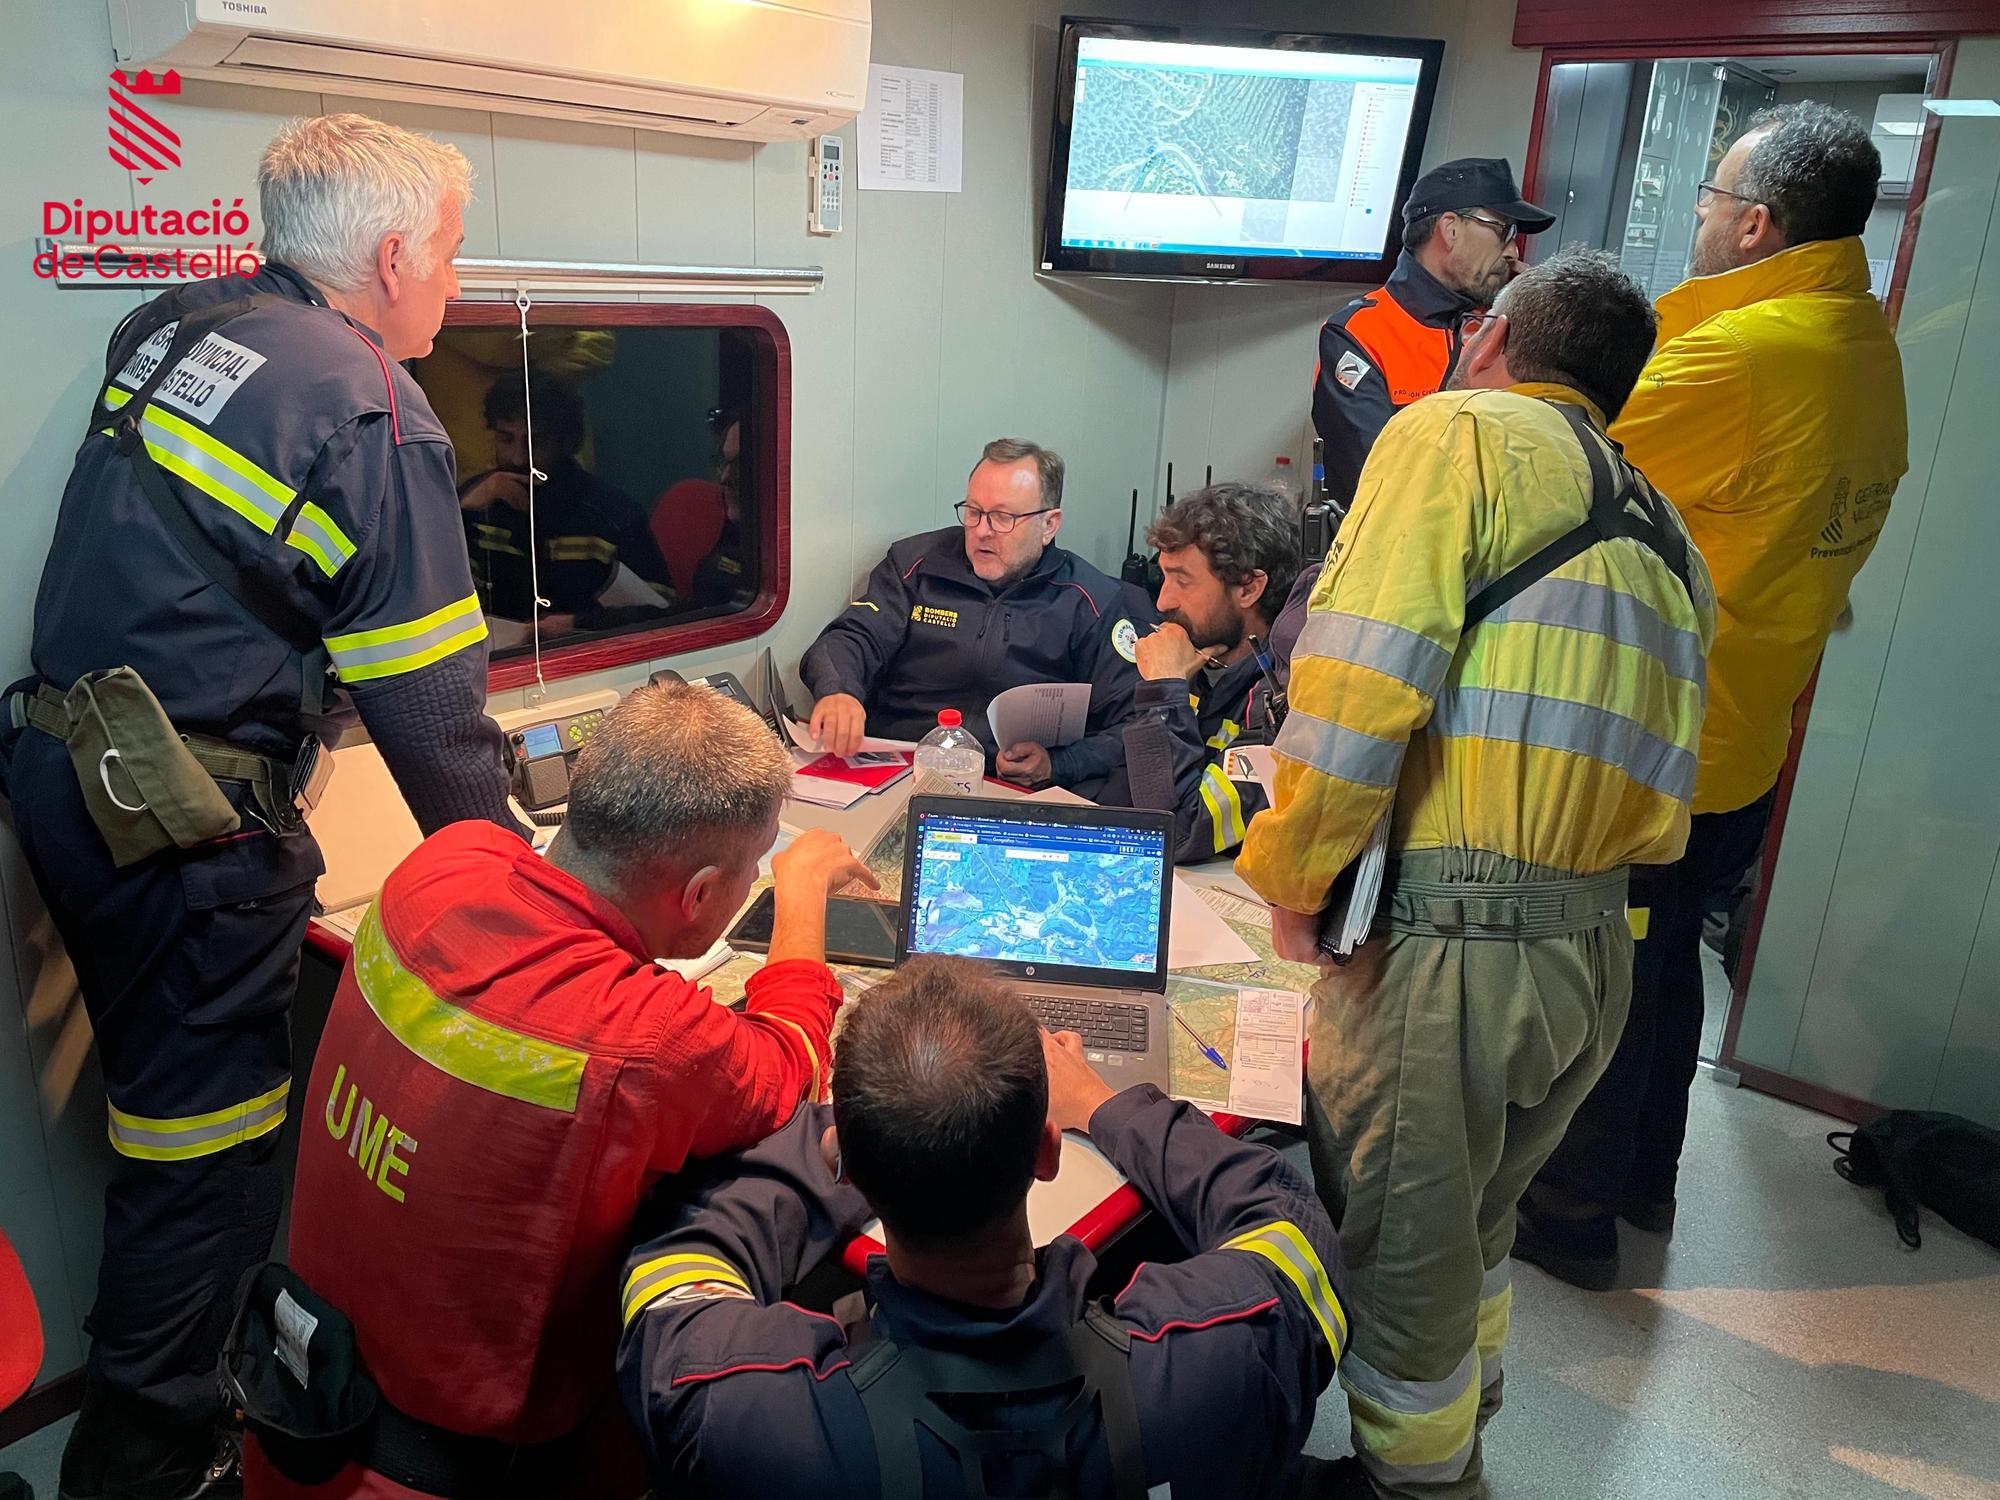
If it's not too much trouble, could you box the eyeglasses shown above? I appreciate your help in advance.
[956,501,1055,534]
[1458,311,1492,340]
[1695,180,1762,210]
[1456,212,1519,248]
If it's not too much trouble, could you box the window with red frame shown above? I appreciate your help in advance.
[410,303,790,689]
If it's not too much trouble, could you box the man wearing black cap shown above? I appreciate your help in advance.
[1311,157,1554,514]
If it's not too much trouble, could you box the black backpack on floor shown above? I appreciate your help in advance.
[1829,1110,2000,1250]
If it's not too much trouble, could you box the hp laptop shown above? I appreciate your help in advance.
[896,796,1175,1090]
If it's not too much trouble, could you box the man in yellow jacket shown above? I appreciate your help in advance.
[1238,247,1714,1500]
[1519,102,1910,1291]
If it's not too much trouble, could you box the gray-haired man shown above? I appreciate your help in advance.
[6,112,515,1497]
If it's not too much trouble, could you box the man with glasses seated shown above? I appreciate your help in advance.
[802,438,1152,796]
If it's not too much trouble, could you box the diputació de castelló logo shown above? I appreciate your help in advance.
[35,69,263,282]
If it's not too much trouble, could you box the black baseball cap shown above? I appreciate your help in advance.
[1402,158,1555,234]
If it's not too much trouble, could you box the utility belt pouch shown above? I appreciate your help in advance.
[57,670,240,867]
[222,1263,378,1486]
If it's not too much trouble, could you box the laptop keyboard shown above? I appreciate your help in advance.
[1024,995,1150,1054]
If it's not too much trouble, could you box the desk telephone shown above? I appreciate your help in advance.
[507,707,611,811]
[506,670,783,812]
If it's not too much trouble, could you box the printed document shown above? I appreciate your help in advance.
[987,682,1090,749]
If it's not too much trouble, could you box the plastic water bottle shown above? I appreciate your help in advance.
[915,709,984,795]
[1264,455,1298,500]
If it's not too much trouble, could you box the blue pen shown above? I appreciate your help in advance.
[1170,1006,1228,1071]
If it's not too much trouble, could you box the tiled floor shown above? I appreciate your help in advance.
[8,949,1996,1498]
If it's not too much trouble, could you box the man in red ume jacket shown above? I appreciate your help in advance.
[245,680,872,1498]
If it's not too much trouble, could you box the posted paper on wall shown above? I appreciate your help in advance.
[860,64,964,192]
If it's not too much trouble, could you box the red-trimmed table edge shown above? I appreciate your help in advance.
[305,916,1260,1276]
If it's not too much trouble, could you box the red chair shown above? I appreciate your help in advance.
[0,1231,41,1414]
[649,478,727,598]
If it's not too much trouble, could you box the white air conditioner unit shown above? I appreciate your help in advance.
[109,0,871,142]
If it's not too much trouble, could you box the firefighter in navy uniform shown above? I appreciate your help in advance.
[618,957,1347,1498]
[801,438,1151,798]
[1106,483,1300,864]
[1,116,515,1500]
[459,373,676,624]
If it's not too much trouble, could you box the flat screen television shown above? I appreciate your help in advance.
[1040,18,1445,283]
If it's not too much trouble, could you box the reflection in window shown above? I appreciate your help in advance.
[412,322,765,659]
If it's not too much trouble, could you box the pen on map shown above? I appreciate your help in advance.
[1170,1007,1228,1071]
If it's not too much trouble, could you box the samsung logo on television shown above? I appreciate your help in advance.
[1204,260,1240,272]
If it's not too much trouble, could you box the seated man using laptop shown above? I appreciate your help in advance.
[245,681,873,1499]
[617,953,1348,1496]
[800,438,1152,798]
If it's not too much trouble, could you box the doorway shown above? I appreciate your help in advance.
[1530,52,1939,303]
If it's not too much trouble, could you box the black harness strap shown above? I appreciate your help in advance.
[1463,403,1694,630]
[97,289,331,718]
[847,1304,1148,1499]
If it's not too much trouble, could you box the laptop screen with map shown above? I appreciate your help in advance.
[897,797,1172,991]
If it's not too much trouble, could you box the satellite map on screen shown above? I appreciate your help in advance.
[1066,67,1356,204]
[910,821,1164,974]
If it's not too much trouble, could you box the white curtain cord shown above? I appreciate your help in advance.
[515,288,550,700]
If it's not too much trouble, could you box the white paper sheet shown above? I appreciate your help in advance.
[656,939,737,985]
[1326,812,1392,957]
[987,682,1090,750]
[1167,872,1257,970]
[859,64,964,193]
[782,716,919,756]
[1227,987,1306,1125]
[1223,744,1279,800]
[787,773,870,810]
[1194,884,1270,928]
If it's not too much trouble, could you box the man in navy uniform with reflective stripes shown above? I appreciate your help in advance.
[3,114,514,1500]
[1107,482,1300,863]
[800,438,1151,798]
[617,956,1347,1497]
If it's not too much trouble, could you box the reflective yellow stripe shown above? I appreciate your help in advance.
[106,1079,289,1162]
[325,594,488,684]
[1628,905,1650,941]
[289,501,357,578]
[1205,716,1244,753]
[145,402,291,506]
[1222,1220,1347,1358]
[547,535,618,564]
[1198,764,1247,853]
[622,1252,749,1326]
[106,386,354,576]
[766,1015,824,1103]
[352,904,586,1111]
[1477,1263,1513,1387]
[1343,1348,1480,1478]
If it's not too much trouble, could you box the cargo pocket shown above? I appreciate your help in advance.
[177,830,326,1028]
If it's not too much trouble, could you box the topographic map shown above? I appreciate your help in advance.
[910,838,1162,973]
[1068,66,1356,205]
